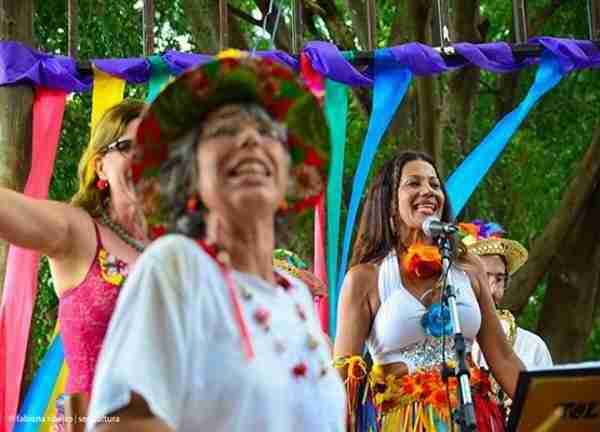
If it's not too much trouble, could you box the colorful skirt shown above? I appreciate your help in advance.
[367,365,505,432]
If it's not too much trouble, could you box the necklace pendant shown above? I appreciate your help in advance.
[254,307,271,331]
[292,361,308,378]
[307,334,319,351]
[274,339,287,354]
[240,286,253,300]
[296,303,307,321]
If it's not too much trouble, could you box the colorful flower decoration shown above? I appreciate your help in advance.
[402,243,443,280]
[420,303,453,337]
[458,220,505,246]
[133,52,330,239]
[459,219,528,275]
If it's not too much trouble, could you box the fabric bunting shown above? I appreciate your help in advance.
[2,38,598,92]
[324,78,349,334]
[334,49,413,337]
[146,55,173,103]
[446,50,566,215]
[13,332,65,432]
[90,68,126,133]
[314,196,329,334]
[0,88,66,432]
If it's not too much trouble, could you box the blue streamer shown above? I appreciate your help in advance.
[332,49,413,336]
[446,51,565,215]
[14,335,64,432]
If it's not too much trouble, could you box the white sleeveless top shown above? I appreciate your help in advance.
[366,252,481,373]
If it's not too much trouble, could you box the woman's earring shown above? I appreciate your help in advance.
[96,179,109,190]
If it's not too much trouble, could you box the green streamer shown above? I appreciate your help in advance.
[146,55,172,103]
[325,79,349,336]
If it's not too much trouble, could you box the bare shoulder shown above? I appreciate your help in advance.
[341,262,380,307]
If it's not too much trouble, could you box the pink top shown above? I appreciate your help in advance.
[57,223,130,394]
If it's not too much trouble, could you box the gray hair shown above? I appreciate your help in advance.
[158,103,288,239]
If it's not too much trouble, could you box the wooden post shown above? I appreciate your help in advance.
[0,0,34,292]
[143,0,155,56]
[365,0,376,51]
[68,0,79,58]
[588,0,600,40]
[291,0,303,54]
[512,0,528,43]
[218,0,229,51]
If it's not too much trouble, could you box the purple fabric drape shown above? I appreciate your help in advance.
[0,41,91,92]
[2,38,600,92]
[302,41,372,86]
[93,57,151,83]
[161,49,297,76]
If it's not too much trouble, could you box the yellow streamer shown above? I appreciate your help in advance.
[91,68,126,133]
[333,355,368,431]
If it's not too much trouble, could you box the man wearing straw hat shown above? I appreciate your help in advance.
[460,220,553,370]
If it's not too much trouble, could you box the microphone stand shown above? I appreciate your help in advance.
[437,233,478,432]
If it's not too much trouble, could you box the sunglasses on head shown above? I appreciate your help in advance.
[104,139,133,154]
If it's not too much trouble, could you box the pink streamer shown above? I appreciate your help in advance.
[313,195,329,334]
[0,87,66,432]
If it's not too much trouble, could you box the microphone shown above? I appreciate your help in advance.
[422,216,459,238]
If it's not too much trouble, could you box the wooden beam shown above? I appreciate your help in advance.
[218,0,229,50]
[365,0,376,50]
[143,0,155,56]
[589,0,600,40]
[291,0,303,54]
[512,0,528,43]
[67,0,78,58]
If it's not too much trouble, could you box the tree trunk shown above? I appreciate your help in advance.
[502,125,600,312]
[0,0,34,294]
[536,183,600,362]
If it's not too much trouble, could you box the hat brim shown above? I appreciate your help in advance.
[467,238,528,275]
[132,56,329,239]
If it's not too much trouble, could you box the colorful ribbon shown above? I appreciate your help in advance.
[324,78,349,336]
[146,55,172,103]
[13,332,65,432]
[334,49,413,336]
[90,68,126,133]
[0,88,66,432]
[446,51,565,215]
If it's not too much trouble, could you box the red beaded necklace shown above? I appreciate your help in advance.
[196,240,326,378]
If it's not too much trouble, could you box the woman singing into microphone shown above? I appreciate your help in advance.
[333,151,524,432]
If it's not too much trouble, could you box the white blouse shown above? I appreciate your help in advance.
[86,234,345,432]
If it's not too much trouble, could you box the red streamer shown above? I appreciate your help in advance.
[0,87,66,432]
[313,195,329,334]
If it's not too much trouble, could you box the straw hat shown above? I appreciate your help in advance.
[459,220,528,275]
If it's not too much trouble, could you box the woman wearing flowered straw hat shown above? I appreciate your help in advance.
[86,52,345,432]
[333,151,524,432]
[460,220,553,370]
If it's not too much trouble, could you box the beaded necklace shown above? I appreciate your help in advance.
[99,207,145,253]
[197,240,329,378]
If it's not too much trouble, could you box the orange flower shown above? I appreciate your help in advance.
[402,243,442,279]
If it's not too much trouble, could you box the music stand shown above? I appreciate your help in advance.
[507,362,600,432]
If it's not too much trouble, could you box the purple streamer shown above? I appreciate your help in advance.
[162,49,298,76]
[302,41,372,86]
[2,38,600,92]
[93,57,151,84]
[0,41,91,92]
